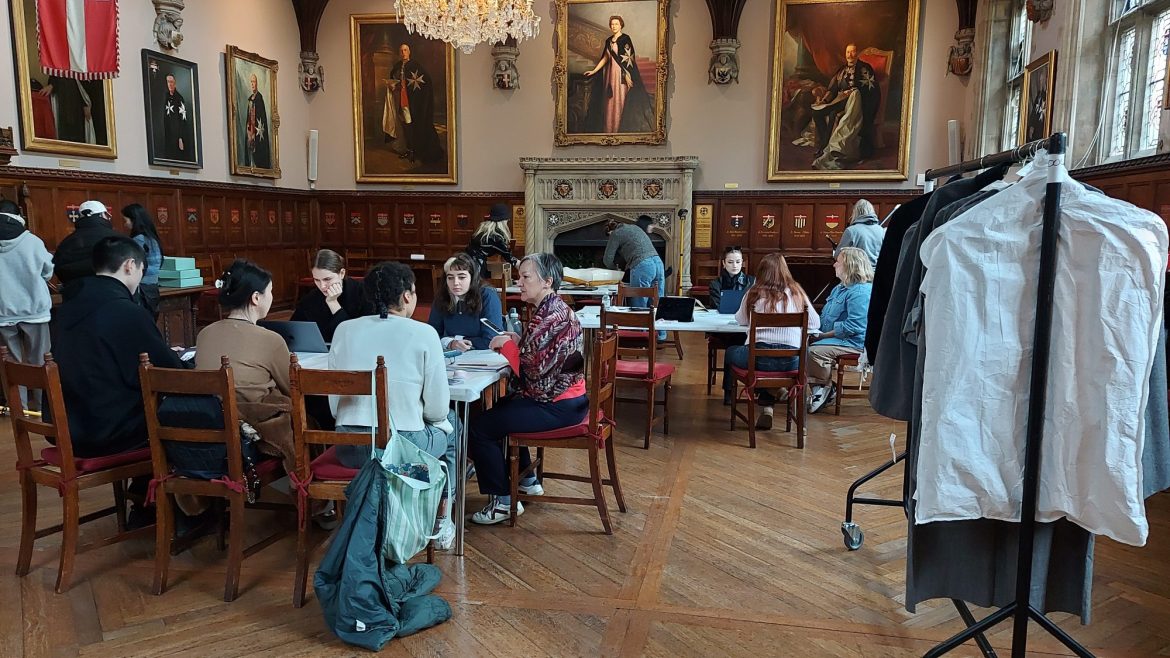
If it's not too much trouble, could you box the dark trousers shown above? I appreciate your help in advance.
[723,343,798,405]
[469,394,589,496]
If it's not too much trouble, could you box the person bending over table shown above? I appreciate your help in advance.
[291,248,372,343]
[723,253,821,430]
[427,252,504,351]
[330,261,459,550]
[470,252,587,525]
[806,247,872,414]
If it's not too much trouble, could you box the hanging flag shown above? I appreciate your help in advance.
[36,0,120,80]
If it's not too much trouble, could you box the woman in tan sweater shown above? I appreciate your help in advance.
[194,259,294,471]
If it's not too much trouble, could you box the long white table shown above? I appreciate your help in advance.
[506,283,618,298]
[295,350,508,556]
[574,306,749,333]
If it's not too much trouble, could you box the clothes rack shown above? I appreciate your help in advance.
[918,133,1094,658]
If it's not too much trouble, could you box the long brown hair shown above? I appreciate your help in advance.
[744,253,808,312]
[435,252,485,315]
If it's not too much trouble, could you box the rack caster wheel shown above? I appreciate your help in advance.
[842,522,863,550]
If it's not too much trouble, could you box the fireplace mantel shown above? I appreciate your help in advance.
[520,156,699,291]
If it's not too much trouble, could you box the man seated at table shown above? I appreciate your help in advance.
[52,236,187,457]
[328,261,459,550]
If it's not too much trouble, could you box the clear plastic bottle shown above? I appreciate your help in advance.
[508,308,522,335]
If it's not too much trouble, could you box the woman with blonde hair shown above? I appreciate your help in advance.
[723,253,821,429]
[834,198,884,266]
[807,246,874,413]
[467,203,518,279]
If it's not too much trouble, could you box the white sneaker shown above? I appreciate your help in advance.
[434,516,456,550]
[518,480,544,496]
[471,497,524,525]
[808,384,833,414]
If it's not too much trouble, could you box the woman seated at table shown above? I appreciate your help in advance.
[427,252,504,351]
[329,261,458,549]
[806,247,873,414]
[723,252,821,430]
[195,259,299,476]
[708,245,754,310]
[291,249,372,342]
[470,252,587,525]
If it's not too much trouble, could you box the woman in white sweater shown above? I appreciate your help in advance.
[328,261,458,549]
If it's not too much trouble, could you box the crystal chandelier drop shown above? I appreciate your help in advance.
[394,0,541,54]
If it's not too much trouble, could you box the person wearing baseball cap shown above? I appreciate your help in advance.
[52,199,118,300]
[466,202,518,280]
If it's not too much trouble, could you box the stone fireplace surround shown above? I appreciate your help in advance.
[520,156,699,291]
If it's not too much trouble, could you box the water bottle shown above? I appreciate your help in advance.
[601,291,612,309]
[508,308,522,335]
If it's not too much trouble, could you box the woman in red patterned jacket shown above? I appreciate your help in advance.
[469,252,587,525]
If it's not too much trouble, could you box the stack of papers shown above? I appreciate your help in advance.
[453,350,510,371]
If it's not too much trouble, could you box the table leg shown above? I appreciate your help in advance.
[455,398,471,557]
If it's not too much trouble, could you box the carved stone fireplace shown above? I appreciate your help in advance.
[519,156,699,291]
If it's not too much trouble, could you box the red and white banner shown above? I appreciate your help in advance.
[36,0,119,80]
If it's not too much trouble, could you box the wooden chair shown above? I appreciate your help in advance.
[508,331,625,533]
[728,311,810,449]
[1,348,154,594]
[288,354,435,607]
[616,282,685,360]
[834,352,864,416]
[602,308,675,449]
[485,261,512,322]
[139,354,289,602]
[293,248,316,306]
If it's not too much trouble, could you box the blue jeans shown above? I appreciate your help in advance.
[629,256,667,340]
[723,343,799,405]
[335,408,459,498]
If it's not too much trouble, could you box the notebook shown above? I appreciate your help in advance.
[257,320,329,353]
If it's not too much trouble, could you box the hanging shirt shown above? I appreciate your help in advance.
[915,162,1168,546]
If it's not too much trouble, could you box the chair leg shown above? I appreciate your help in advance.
[643,383,654,449]
[797,387,807,449]
[153,492,174,595]
[426,540,435,564]
[16,472,36,577]
[706,344,715,395]
[55,485,80,593]
[224,495,245,602]
[786,391,793,432]
[589,445,613,535]
[662,378,672,435]
[293,502,310,607]
[835,361,844,416]
[673,332,685,360]
[113,479,128,533]
[605,439,626,513]
[535,447,545,481]
[746,389,757,449]
[508,443,520,527]
[729,379,738,431]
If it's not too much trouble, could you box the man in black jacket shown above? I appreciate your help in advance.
[52,200,118,300]
[51,236,185,457]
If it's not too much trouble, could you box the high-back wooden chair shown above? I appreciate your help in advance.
[508,330,625,533]
[1,347,154,593]
[485,261,512,324]
[139,354,289,602]
[601,308,675,449]
[288,353,433,607]
[195,254,225,324]
[617,282,685,359]
[728,311,811,449]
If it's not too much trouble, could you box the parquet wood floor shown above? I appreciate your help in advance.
[3,332,1169,656]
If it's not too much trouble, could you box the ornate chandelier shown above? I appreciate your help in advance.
[394,0,541,54]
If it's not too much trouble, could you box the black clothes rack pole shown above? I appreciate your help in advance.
[920,134,1094,658]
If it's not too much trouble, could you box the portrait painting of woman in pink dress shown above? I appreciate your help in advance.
[582,15,653,133]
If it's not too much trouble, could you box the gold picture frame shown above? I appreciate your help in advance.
[9,0,117,158]
[226,45,280,179]
[350,14,458,184]
[553,0,671,146]
[1019,50,1057,145]
[766,0,919,181]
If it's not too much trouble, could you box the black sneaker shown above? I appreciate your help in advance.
[126,504,156,530]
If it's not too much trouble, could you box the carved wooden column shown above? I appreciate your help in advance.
[705,0,747,84]
[292,0,330,92]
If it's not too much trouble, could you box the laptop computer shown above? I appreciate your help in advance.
[718,289,746,314]
[656,296,695,323]
[258,320,329,353]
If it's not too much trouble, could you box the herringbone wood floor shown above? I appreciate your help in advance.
[3,332,1169,657]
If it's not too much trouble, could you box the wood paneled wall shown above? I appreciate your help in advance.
[1073,154,1170,226]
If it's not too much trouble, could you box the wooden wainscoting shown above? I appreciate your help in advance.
[1073,153,1170,225]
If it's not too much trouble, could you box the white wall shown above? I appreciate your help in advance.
[313,0,968,191]
[0,0,309,188]
[0,0,966,192]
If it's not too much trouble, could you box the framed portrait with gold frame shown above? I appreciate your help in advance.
[9,0,117,159]
[1020,50,1057,145]
[350,14,458,184]
[226,45,280,179]
[553,0,671,146]
[766,0,919,181]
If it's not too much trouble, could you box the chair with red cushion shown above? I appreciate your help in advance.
[617,282,685,359]
[508,331,625,533]
[603,308,675,449]
[288,354,431,607]
[139,354,291,602]
[1,348,154,594]
[729,311,810,449]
